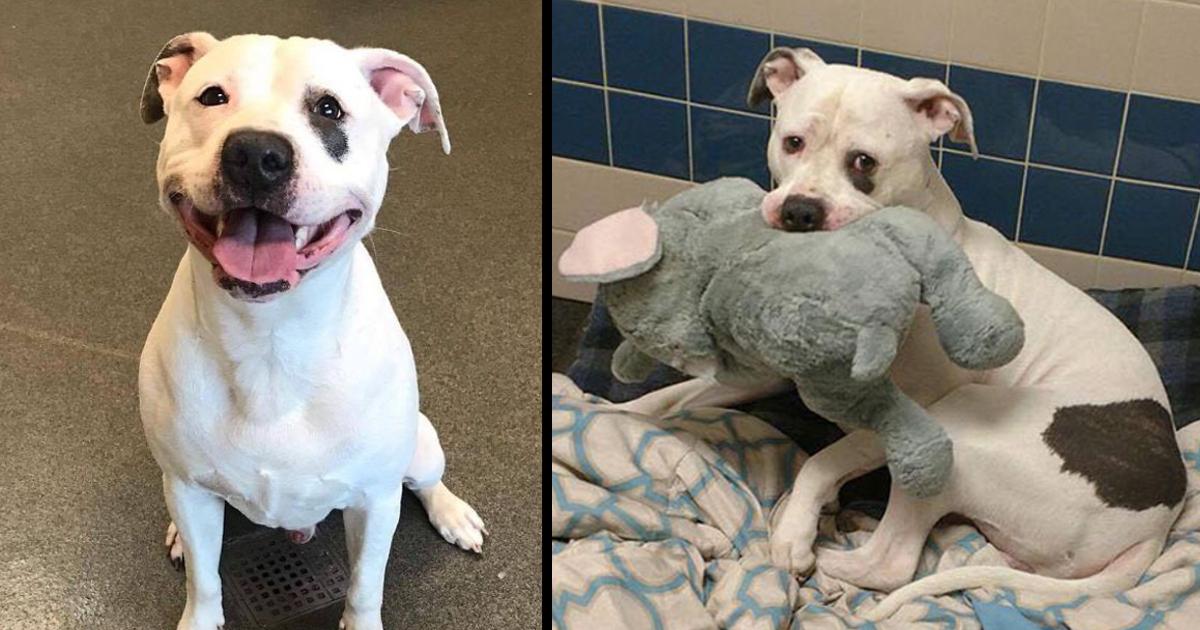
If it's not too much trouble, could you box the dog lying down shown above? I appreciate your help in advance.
[610,45,1188,619]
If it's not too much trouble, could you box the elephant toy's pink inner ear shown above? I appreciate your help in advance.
[558,206,660,281]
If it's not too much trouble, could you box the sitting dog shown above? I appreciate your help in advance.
[617,47,1186,618]
[137,33,485,630]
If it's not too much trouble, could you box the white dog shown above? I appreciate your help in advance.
[137,33,485,630]
[616,48,1186,619]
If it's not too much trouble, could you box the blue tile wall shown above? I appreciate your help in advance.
[1104,183,1197,267]
[551,4,1200,270]
[688,21,770,113]
[941,152,1023,239]
[551,0,602,84]
[773,35,857,67]
[609,92,689,179]
[603,6,686,99]
[1020,167,1109,253]
[947,66,1034,161]
[860,50,945,81]
[551,82,607,164]
[1030,82,1124,174]
[1119,95,1200,187]
[691,108,771,188]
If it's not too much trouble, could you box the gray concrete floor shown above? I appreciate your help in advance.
[0,2,540,628]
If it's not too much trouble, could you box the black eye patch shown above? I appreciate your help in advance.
[845,152,876,195]
[304,89,348,162]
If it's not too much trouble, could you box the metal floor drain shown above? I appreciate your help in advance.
[222,529,349,627]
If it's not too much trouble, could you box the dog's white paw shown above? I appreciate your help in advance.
[339,609,383,630]
[175,602,224,630]
[417,483,487,553]
[166,521,185,571]
[770,527,816,576]
[287,525,316,544]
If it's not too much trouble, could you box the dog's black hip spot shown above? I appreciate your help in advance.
[1042,398,1185,511]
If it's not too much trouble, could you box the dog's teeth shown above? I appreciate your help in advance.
[295,226,312,248]
[217,215,226,237]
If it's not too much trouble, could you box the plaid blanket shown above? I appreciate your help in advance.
[566,285,1200,431]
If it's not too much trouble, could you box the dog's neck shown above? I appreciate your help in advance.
[917,156,967,242]
[185,245,357,347]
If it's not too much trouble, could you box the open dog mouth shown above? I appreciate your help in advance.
[171,193,362,299]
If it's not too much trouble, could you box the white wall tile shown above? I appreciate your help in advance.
[1019,243,1100,288]
[861,0,952,60]
[686,0,773,30]
[1093,256,1184,289]
[949,0,1047,75]
[1133,1,1200,102]
[552,157,693,232]
[1040,0,1145,89]
[602,0,686,14]
[769,0,863,45]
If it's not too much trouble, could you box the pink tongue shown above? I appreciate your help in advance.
[211,208,299,285]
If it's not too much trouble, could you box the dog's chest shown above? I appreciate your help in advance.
[176,378,415,528]
[142,314,419,528]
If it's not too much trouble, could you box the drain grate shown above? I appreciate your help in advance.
[221,529,350,627]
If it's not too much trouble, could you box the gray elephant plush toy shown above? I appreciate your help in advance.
[558,177,1024,497]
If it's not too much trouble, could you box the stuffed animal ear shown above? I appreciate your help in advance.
[558,206,662,283]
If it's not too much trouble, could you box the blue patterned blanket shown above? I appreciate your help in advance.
[552,285,1200,629]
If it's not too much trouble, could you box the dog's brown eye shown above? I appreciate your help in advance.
[313,95,344,120]
[851,152,877,174]
[783,135,805,155]
[196,86,229,107]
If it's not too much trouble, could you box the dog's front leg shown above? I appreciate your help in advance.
[163,475,226,630]
[340,499,403,630]
[771,431,885,574]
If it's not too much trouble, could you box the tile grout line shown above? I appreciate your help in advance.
[1182,195,1200,272]
[551,77,774,120]
[597,4,615,167]
[1097,91,1133,261]
[685,17,694,181]
[1012,78,1038,243]
[0,321,138,363]
[1015,0,1052,246]
[1098,1,1149,264]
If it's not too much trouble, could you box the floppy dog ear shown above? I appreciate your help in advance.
[140,32,219,124]
[747,47,826,108]
[558,206,662,283]
[903,78,978,156]
[354,48,451,154]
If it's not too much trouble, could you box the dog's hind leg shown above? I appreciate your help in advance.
[406,412,486,553]
[165,520,185,570]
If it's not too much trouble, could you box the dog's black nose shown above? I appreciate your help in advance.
[220,130,295,196]
[779,195,826,232]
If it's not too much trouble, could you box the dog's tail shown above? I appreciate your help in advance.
[863,537,1163,621]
